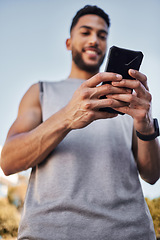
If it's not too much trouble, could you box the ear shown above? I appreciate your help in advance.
[66,38,72,50]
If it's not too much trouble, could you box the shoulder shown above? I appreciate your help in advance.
[6,83,42,138]
[24,82,39,97]
[18,83,40,115]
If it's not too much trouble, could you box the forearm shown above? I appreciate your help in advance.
[1,108,71,175]
[1,72,147,176]
[112,69,160,184]
[136,136,160,184]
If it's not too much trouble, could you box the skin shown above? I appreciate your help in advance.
[1,14,160,185]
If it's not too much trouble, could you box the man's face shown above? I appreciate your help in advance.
[68,14,108,73]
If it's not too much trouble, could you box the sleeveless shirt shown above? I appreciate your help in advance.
[18,78,156,240]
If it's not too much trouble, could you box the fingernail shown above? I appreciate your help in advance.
[130,69,135,74]
[112,82,118,86]
[116,74,122,79]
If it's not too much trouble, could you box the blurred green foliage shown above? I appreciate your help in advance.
[0,183,27,239]
[0,188,160,239]
[145,197,160,238]
[0,198,20,239]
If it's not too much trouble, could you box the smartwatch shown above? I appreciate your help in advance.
[136,118,160,141]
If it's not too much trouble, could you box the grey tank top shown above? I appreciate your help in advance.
[18,79,156,240]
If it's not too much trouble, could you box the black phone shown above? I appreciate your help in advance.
[100,46,144,114]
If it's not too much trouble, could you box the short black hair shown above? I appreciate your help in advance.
[70,5,110,33]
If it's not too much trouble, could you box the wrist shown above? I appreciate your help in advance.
[134,114,155,134]
[136,118,159,141]
[60,107,73,132]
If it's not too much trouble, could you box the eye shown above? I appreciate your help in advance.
[99,34,107,40]
[81,31,90,36]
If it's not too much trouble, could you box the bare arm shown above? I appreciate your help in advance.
[1,73,130,176]
[110,69,160,184]
[0,83,71,175]
[132,127,160,184]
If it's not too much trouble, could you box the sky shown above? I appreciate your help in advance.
[0,0,160,199]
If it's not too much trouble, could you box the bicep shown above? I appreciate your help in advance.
[6,83,42,139]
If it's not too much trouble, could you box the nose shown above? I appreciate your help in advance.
[88,33,99,46]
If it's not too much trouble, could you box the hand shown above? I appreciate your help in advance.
[64,72,131,130]
[110,69,154,134]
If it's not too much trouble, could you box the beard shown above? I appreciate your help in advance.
[72,46,106,73]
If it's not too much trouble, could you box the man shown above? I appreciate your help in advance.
[1,5,160,240]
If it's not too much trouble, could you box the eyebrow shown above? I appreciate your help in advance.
[79,25,108,35]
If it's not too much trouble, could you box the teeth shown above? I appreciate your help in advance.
[86,50,97,54]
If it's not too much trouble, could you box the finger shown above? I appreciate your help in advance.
[108,93,136,104]
[94,111,118,120]
[112,106,148,119]
[112,79,141,89]
[90,84,132,99]
[91,98,129,110]
[112,79,151,100]
[109,93,150,110]
[111,105,133,116]
[128,69,149,90]
[85,72,122,88]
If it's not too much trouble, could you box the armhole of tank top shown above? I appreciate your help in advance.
[39,81,43,93]
[38,81,43,109]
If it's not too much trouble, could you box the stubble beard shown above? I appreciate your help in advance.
[72,47,106,74]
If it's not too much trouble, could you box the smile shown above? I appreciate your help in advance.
[83,47,101,55]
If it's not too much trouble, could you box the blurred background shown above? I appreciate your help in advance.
[0,0,160,239]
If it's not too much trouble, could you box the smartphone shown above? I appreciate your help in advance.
[100,46,144,114]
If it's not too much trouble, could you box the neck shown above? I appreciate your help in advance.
[68,61,99,80]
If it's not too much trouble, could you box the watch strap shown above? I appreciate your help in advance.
[136,118,159,141]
